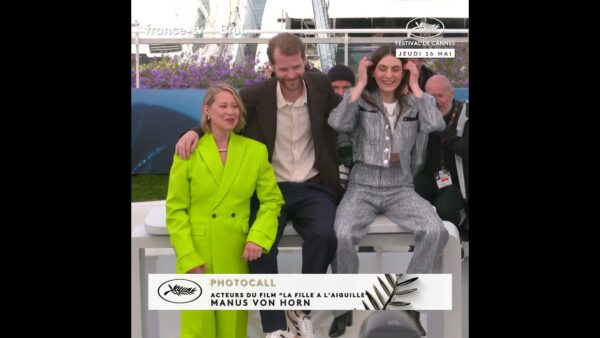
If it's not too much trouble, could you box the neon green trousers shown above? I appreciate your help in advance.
[180,309,247,338]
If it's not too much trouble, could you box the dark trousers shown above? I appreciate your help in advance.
[414,172,465,227]
[249,180,338,332]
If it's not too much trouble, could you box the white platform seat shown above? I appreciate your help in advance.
[132,201,462,338]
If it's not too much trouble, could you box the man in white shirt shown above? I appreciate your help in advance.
[176,33,343,338]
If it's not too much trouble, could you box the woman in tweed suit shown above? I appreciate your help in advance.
[327,45,449,336]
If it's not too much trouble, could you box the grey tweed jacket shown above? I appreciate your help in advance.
[328,90,445,173]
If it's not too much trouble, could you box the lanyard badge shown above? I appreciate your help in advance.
[435,168,452,189]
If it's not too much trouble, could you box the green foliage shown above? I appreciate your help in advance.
[131,175,169,202]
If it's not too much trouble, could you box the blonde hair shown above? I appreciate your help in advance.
[200,83,247,133]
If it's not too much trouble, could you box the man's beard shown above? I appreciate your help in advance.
[278,75,304,91]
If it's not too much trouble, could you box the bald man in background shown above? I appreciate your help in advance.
[414,75,469,235]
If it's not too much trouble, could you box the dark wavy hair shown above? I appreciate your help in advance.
[361,44,410,114]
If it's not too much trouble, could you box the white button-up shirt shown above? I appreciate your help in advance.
[271,81,318,182]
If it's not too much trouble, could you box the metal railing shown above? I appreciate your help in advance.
[131,28,469,88]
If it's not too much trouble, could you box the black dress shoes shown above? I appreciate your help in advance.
[329,311,353,337]
[406,310,426,336]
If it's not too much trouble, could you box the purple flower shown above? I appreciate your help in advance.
[132,53,270,89]
[427,43,469,88]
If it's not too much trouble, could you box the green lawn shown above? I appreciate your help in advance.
[131,175,169,202]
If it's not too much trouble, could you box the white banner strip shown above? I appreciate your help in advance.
[396,48,455,58]
[149,274,451,310]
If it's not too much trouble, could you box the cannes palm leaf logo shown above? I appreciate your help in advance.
[362,274,418,310]
[158,279,202,304]
[163,284,197,296]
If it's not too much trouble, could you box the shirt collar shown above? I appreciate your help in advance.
[276,80,307,109]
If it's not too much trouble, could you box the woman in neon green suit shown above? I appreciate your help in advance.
[166,83,284,338]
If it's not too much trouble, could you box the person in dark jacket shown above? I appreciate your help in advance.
[414,74,468,237]
[174,33,342,338]
[327,64,356,188]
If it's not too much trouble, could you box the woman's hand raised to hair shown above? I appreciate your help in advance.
[350,56,373,102]
[404,61,423,97]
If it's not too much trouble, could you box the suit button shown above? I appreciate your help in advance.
[212,214,216,218]
[231,213,236,218]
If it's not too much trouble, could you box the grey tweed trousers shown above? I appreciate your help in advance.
[331,164,449,275]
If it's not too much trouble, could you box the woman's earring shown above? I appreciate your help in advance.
[207,115,210,121]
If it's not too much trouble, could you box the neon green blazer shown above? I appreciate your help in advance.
[166,132,284,274]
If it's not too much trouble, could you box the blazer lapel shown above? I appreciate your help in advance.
[305,77,323,160]
[212,133,246,209]
[256,78,278,159]
[198,134,223,187]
